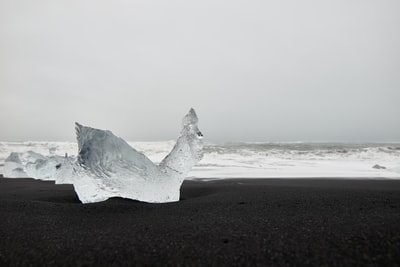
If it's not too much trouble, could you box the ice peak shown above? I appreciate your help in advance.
[160,108,204,177]
[182,108,198,127]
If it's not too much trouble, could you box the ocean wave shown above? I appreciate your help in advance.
[1,141,400,178]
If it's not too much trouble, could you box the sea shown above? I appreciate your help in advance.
[1,141,399,179]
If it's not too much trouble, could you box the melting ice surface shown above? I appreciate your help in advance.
[2,109,204,203]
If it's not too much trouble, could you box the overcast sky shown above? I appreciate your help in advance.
[0,0,399,142]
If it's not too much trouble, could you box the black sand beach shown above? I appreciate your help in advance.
[0,178,399,266]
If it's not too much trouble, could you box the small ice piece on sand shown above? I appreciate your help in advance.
[3,152,29,178]
[4,151,66,180]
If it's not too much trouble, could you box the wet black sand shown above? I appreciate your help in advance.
[1,178,400,266]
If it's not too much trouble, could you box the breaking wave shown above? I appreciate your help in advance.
[1,141,400,179]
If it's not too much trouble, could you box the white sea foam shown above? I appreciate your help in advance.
[1,141,400,179]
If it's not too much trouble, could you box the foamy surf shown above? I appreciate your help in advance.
[1,141,400,179]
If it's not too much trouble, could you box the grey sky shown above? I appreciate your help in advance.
[1,0,399,142]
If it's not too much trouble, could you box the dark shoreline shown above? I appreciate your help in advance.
[1,178,400,266]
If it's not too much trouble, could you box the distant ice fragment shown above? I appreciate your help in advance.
[4,108,204,204]
[372,164,386,169]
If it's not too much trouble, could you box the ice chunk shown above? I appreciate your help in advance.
[25,155,65,180]
[6,108,203,203]
[4,150,65,180]
[64,108,204,203]
[3,152,29,178]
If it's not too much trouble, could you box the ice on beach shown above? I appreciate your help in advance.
[2,109,204,204]
[3,152,29,178]
[3,150,70,180]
